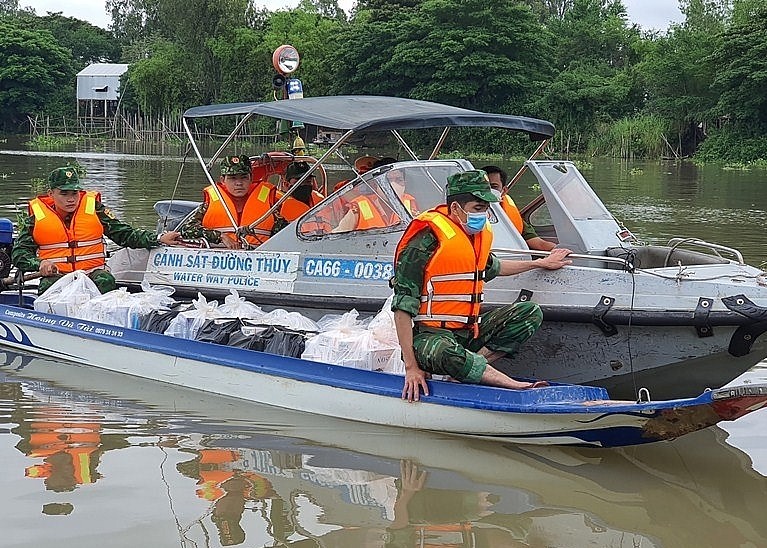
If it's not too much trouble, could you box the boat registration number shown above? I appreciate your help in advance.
[303,258,393,280]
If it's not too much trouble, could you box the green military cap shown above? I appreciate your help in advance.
[220,155,252,176]
[48,167,83,191]
[446,170,499,202]
[285,161,312,180]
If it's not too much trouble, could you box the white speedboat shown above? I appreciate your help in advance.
[102,95,767,399]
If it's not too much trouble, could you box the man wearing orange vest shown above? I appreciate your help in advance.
[12,166,182,294]
[274,161,330,235]
[392,170,572,402]
[387,168,419,215]
[481,165,557,251]
[182,155,279,248]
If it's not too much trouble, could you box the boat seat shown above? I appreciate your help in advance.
[604,245,730,270]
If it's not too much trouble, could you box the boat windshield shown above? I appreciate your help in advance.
[298,162,462,237]
[297,160,528,249]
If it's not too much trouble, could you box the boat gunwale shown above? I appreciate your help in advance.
[0,301,740,415]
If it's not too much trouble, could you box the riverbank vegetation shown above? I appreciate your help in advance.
[1,0,766,162]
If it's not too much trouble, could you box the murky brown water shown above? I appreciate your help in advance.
[1,142,766,547]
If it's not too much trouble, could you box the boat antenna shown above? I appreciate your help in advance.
[160,141,193,231]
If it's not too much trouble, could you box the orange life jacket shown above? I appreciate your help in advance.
[25,447,98,484]
[202,182,277,245]
[25,420,101,485]
[279,190,325,222]
[395,205,492,337]
[350,195,395,230]
[278,190,334,236]
[28,191,106,273]
[401,193,418,215]
[501,194,524,233]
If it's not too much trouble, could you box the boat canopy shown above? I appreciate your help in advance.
[182,95,555,141]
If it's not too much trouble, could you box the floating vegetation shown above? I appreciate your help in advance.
[572,160,593,170]
[30,177,48,194]
[26,135,82,148]
[723,162,751,171]
[629,167,644,175]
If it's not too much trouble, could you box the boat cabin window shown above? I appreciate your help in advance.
[297,163,464,237]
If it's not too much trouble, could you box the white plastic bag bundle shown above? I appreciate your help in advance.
[129,282,177,328]
[33,270,101,318]
[259,308,319,332]
[217,290,265,320]
[81,287,137,327]
[368,295,399,347]
[302,329,382,370]
[367,295,405,374]
[316,309,366,332]
[302,300,400,371]
[164,293,223,339]
[80,282,177,328]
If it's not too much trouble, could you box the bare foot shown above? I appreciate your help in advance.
[529,380,549,388]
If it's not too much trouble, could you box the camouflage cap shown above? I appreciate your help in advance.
[220,155,252,176]
[446,170,499,202]
[285,161,311,180]
[48,167,82,191]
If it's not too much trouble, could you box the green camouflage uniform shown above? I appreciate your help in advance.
[521,220,541,241]
[12,201,161,294]
[180,202,224,244]
[392,199,543,383]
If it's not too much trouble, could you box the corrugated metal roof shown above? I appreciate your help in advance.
[77,63,129,77]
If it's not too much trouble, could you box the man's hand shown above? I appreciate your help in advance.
[158,231,184,246]
[402,358,430,402]
[38,259,58,276]
[222,235,242,249]
[537,247,573,270]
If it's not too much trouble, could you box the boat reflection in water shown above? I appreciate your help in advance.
[2,350,766,547]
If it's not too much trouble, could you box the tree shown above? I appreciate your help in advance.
[708,3,767,132]
[535,0,643,146]
[125,38,190,113]
[0,0,19,16]
[106,0,161,42]
[208,27,272,103]
[36,13,121,65]
[0,19,72,129]
[637,0,728,154]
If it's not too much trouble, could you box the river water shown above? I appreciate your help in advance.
[1,141,766,547]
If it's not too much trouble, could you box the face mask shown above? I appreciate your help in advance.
[457,205,488,234]
[490,189,502,200]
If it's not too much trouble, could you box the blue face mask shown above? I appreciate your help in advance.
[460,207,488,234]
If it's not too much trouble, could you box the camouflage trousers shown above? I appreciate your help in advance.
[412,301,543,384]
[38,269,117,295]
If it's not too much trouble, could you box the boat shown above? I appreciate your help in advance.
[0,292,765,448]
[100,95,767,400]
[3,350,767,547]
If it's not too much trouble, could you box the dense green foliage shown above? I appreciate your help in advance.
[1,0,766,161]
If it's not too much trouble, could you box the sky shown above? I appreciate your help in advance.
[21,0,684,32]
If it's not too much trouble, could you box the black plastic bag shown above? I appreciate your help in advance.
[141,309,182,333]
[228,325,308,358]
[195,319,243,345]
